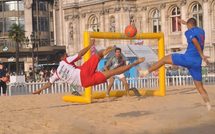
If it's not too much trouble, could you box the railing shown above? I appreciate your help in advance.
[1,74,215,96]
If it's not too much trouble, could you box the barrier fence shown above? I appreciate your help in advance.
[0,74,215,96]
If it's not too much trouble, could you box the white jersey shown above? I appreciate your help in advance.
[49,54,82,86]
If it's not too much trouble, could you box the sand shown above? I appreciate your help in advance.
[0,85,215,134]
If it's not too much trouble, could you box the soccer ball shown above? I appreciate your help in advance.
[125,24,137,37]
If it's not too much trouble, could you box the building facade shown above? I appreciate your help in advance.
[0,0,64,73]
[54,0,215,64]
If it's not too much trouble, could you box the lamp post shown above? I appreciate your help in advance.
[31,33,36,81]
[25,32,39,81]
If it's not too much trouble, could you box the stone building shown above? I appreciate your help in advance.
[54,0,215,64]
[0,0,65,73]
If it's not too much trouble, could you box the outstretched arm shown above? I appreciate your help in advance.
[78,39,95,57]
[192,38,209,65]
[32,82,52,95]
[178,18,187,25]
[104,57,113,71]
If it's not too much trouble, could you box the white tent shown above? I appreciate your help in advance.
[95,44,158,70]
[127,45,158,63]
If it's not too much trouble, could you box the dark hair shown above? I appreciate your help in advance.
[55,50,66,60]
[187,18,197,26]
[115,47,121,52]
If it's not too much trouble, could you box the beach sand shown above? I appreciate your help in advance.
[0,85,215,134]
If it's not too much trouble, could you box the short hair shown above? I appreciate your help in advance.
[115,47,121,52]
[55,50,66,60]
[187,18,197,26]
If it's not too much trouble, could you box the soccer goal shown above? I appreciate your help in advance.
[63,31,166,103]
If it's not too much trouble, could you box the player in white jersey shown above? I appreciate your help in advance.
[32,39,145,95]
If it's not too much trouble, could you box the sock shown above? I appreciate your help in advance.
[206,102,212,111]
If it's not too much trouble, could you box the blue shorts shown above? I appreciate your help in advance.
[172,54,202,81]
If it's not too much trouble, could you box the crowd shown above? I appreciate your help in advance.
[25,67,57,82]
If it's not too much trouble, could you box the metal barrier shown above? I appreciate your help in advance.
[1,74,215,96]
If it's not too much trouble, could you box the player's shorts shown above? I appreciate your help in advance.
[172,53,202,81]
[80,54,107,88]
[113,73,125,79]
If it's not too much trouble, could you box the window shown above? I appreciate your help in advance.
[191,3,203,28]
[50,11,53,18]
[88,15,99,32]
[170,6,181,32]
[0,18,3,31]
[39,1,47,11]
[109,16,116,32]
[18,17,24,28]
[33,17,37,32]
[50,31,54,39]
[33,17,49,32]
[151,9,161,32]
[0,3,3,11]
[5,17,17,31]
[32,1,47,11]
[39,17,49,32]
[4,1,24,11]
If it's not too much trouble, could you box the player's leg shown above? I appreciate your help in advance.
[0,82,2,95]
[188,65,211,111]
[193,80,211,111]
[106,77,114,96]
[120,77,129,96]
[2,82,7,96]
[140,55,173,76]
[102,58,145,79]
[81,46,113,75]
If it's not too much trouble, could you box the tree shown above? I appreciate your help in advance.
[8,23,25,75]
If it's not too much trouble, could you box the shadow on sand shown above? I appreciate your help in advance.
[115,110,153,118]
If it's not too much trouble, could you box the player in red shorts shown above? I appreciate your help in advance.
[33,39,145,95]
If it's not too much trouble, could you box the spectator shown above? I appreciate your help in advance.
[104,47,129,96]
[0,62,8,96]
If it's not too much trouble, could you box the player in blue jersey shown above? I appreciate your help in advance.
[140,18,211,111]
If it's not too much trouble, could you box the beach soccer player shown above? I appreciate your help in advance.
[32,39,145,95]
[140,18,211,111]
[104,47,130,96]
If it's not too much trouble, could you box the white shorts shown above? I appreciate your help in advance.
[113,73,125,79]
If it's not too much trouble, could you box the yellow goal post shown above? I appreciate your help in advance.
[63,31,166,103]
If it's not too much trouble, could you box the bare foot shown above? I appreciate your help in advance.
[136,57,145,64]
[32,90,42,95]
[103,46,114,56]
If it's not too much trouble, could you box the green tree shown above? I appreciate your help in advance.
[8,23,25,75]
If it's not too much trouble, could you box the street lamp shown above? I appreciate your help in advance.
[24,32,39,81]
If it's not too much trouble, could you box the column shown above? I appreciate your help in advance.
[24,3,33,39]
[180,3,187,47]
[203,1,211,58]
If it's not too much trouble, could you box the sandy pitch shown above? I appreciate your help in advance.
[0,85,215,134]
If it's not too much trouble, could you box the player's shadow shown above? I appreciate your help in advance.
[2,103,84,113]
[167,87,197,95]
[172,123,215,134]
[192,103,215,109]
[115,110,153,118]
